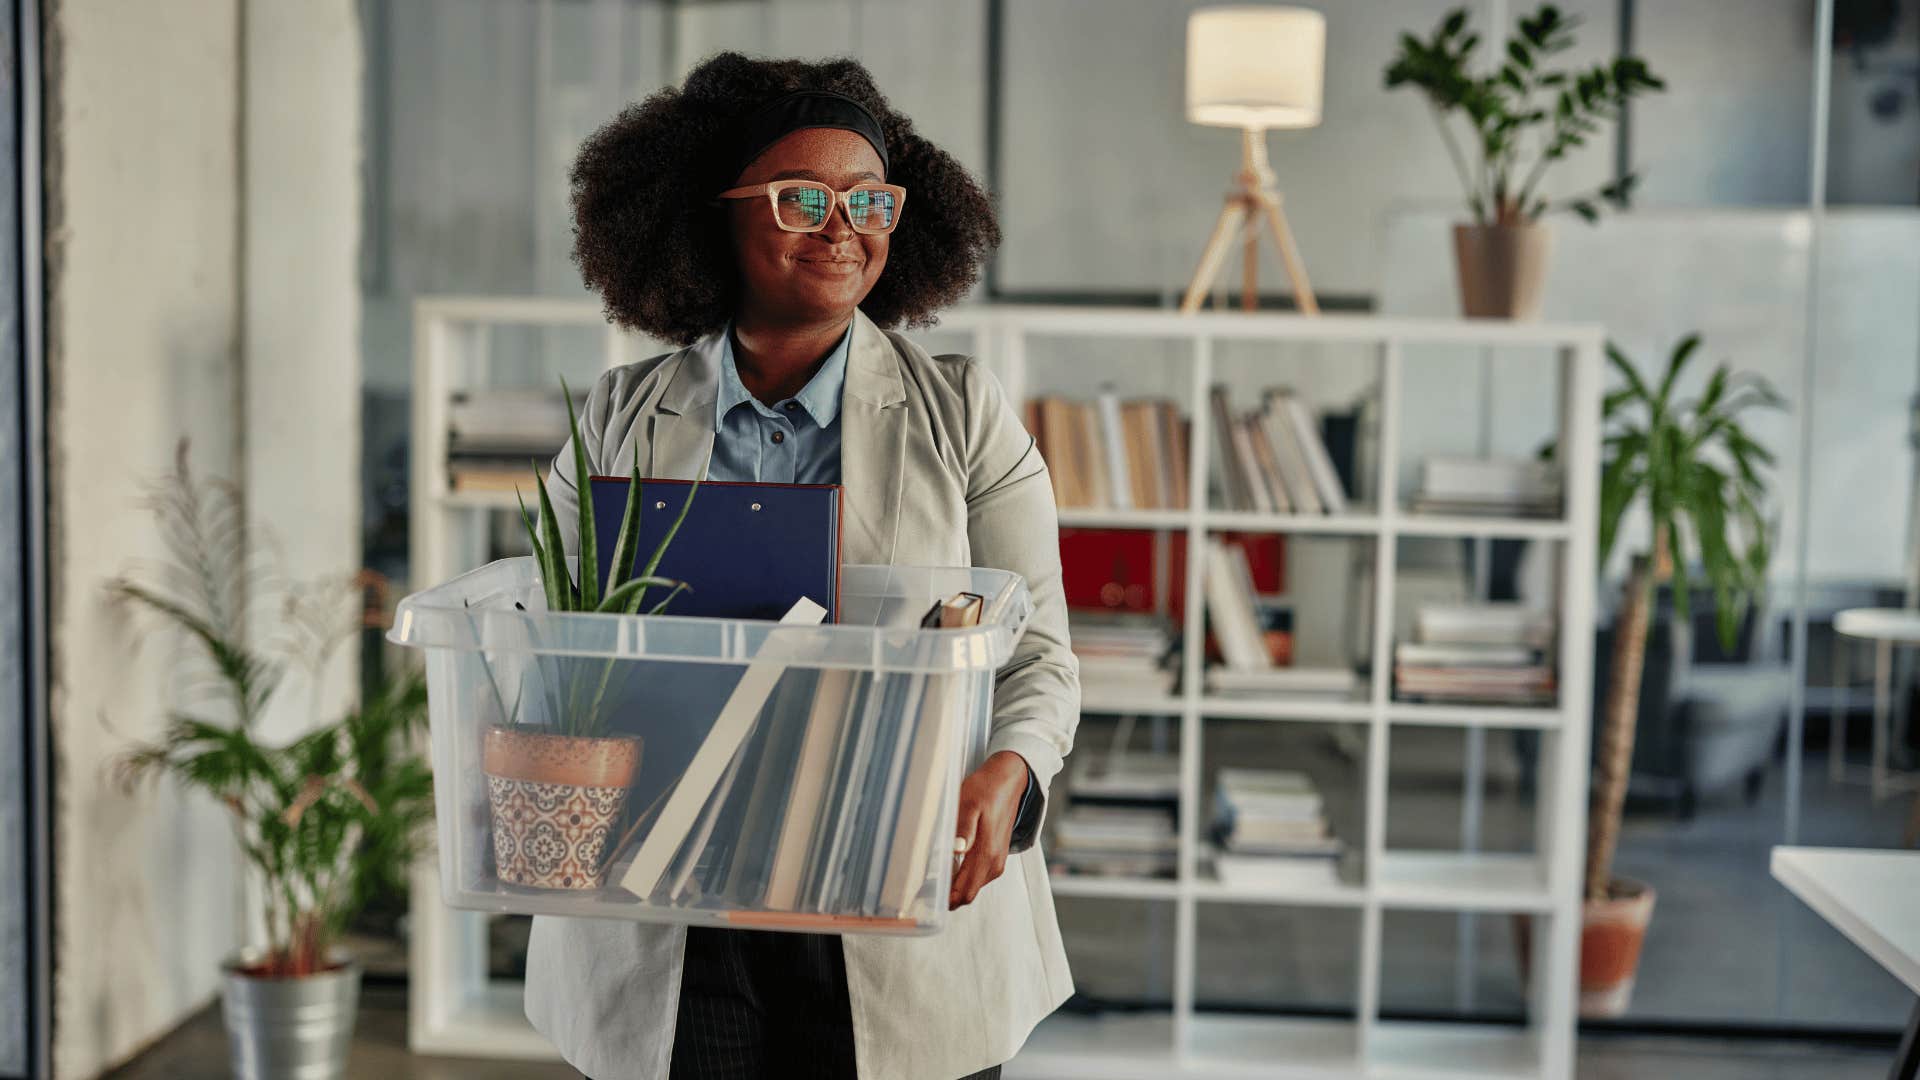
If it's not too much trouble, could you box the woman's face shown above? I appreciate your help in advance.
[725,127,890,325]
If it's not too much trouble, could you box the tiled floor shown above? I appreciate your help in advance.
[109,984,1898,1079]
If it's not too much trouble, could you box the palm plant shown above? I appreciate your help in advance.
[499,375,704,738]
[113,442,434,977]
[1385,4,1665,225]
[1585,334,1780,901]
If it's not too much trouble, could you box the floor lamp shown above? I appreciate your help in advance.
[1180,6,1324,315]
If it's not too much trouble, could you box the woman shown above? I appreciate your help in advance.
[528,54,1080,1080]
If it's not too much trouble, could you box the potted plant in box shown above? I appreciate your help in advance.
[1385,4,1665,318]
[1578,333,1779,1015]
[479,377,702,891]
[113,443,435,1080]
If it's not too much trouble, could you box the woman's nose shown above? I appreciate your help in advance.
[818,200,856,241]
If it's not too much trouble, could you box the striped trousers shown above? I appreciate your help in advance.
[611,925,1003,1080]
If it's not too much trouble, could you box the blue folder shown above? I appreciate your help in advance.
[587,476,842,623]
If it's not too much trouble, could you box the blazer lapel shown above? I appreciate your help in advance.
[837,310,907,566]
[646,335,720,480]
[641,312,907,566]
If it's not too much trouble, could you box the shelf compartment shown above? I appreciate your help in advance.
[1366,1020,1539,1079]
[1373,852,1551,912]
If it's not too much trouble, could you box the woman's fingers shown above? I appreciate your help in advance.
[949,802,982,910]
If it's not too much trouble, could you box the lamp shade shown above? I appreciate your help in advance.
[1186,5,1325,130]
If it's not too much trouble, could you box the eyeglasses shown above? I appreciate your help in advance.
[715,179,907,235]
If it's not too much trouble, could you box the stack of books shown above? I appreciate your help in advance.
[1208,768,1343,890]
[1412,456,1561,518]
[1047,804,1179,879]
[1210,385,1348,515]
[1071,611,1179,699]
[1201,537,1360,700]
[1394,603,1556,705]
[445,388,578,494]
[1024,390,1190,510]
[1048,748,1181,879]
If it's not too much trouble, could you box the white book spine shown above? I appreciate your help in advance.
[1285,394,1347,514]
[1096,390,1133,510]
[1266,397,1324,515]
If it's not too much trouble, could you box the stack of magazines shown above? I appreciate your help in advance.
[1394,603,1556,705]
[1412,456,1561,518]
[1208,768,1343,890]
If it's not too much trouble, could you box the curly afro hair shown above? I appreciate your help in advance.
[568,52,1000,346]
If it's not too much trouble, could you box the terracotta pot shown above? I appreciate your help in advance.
[1453,222,1553,320]
[1579,878,1656,1017]
[482,727,642,890]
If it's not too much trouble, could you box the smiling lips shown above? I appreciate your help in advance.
[797,254,863,272]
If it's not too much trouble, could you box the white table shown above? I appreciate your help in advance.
[1771,847,1920,1079]
[1831,608,1920,801]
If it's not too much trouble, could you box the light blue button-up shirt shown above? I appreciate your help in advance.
[707,321,849,485]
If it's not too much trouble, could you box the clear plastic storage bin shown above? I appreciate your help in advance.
[388,557,1031,935]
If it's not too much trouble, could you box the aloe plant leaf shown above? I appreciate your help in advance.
[597,575,686,614]
[646,581,692,615]
[606,443,645,595]
[516,488,567,613]
[561,377,599,611]
[525,475,573,612]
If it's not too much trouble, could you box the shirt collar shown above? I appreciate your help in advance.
[714,319,852,433]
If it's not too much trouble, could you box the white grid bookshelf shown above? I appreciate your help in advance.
[407,298,1602,1077]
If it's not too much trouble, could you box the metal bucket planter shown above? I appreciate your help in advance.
[220,952,361,1080]
[482,726,642,890]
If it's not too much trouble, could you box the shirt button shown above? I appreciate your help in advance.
[783,401,799,412]
[770,430,785,444]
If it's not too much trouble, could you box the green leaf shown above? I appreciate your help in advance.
[646,582,693,615]
[560,377,599,611]
[531,462,575,611]
[597,575,687,615]
[1442,9,1467,36]
[604,443,646,596]
[1654,333,1702,414]
[521,480,570,612]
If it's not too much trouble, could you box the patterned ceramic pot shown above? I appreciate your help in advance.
[481,727,642,890]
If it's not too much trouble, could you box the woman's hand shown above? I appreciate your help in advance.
[949,750,1029,910]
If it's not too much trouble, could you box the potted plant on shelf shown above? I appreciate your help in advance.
[479,376,701,891]
[1385,4,1665,319]
[113,443,435,1080]
[1580,333,1779,1015]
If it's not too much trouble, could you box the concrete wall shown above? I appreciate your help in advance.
[45,1,362,1074]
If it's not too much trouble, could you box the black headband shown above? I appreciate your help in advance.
[727,89,890,183]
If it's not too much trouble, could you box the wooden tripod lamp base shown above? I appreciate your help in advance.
[1179,127,1319,316]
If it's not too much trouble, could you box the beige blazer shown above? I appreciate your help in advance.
[523,309,1080,1080]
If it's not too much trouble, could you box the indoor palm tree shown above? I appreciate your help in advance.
[1580,333,1779,1013]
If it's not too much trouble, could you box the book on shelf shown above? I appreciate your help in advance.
[447,460,546,495]
[1028,393,1189,512]
[1413,456,1562,517]
[1207,384,1350,515]
[1413,603,1554,649]
[447,387,581,445]
[1071,610,1179,697]
[1047,803,1179,879]
[1066,749,1180,804]
[1203,537,1271,670]
[1260,399,1322,515]
[1209,768,1345,880]
[1245,411,1294,513]
[1395,602,1557,705]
